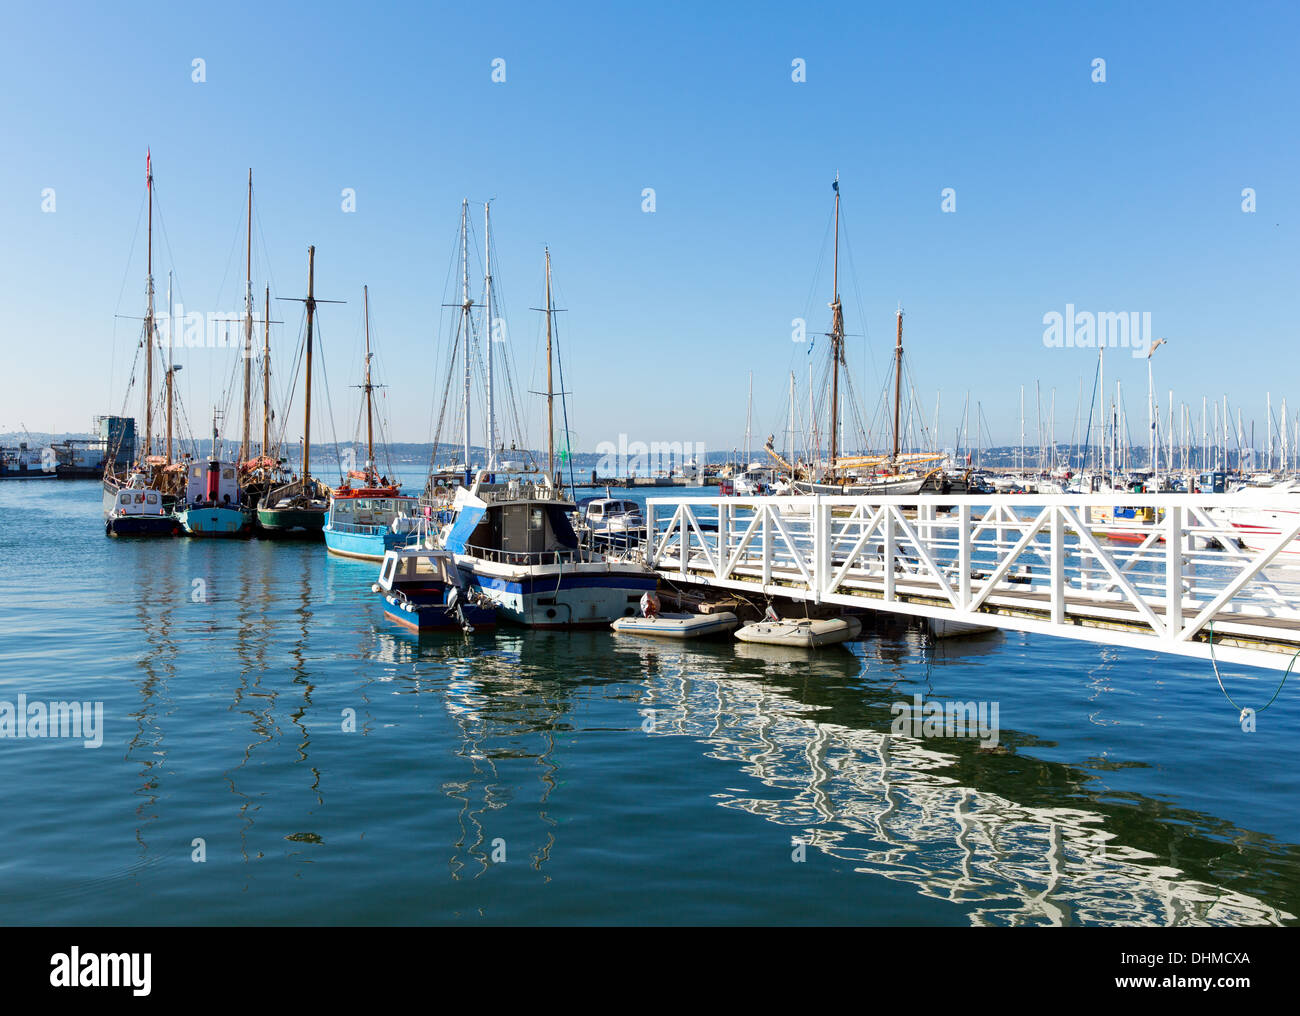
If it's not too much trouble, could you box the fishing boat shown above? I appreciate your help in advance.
[611,611,739,638]
[104,471,179,537]
[103,151,181,537]
[176,417,255,537]
[258,246,337,536]
[437,246,657,627]
[734,614,862,648]
[322,285,420,560]
[0,441,53,480]
[374,546,497,633]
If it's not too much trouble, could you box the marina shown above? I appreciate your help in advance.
[6,2,1300,977]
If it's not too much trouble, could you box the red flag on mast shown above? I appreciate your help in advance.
[146,149,151,189]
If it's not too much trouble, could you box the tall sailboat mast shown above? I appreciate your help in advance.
[460,199,472,472]
[891,307,904,465]
[144,149,155,461]
[828,174,843,476]
[484,202,496,471]
[241,169,253,462]
[302,246,317,485]
[545,247,555,483]
[363,284,375,473]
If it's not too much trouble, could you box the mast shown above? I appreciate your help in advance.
[303,245,316,486]
[545,247,555,483]
[144,149,155,462]
[787,371,795,462]
[828,175,843,475]
[745,371,752,466]
[460,199,472,473]
[891,307,904,466]
[241,168,253,462]
[165,270,174,464]
[363,284,375,475]
[262,284,270,457]
[484,202,496,470]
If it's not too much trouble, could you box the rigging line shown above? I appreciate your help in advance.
[312,316,346,484]
[552,300,577,492]
[109,188,148,411]
[211,188,248,312]
[428,320,463,476]
[837,202,880,394]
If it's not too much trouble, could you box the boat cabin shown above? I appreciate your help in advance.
[450,498,581,565]
[328,495,419,530]
[185,460,241,507]
[111,486,165,516]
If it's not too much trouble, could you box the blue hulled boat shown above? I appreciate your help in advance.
[374,547,497,633]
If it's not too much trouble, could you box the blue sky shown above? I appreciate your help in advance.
[3,0,1297,456]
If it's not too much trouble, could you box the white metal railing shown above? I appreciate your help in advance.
[644,494,1300,671]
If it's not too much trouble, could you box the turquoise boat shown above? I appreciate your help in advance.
[323,487,421,560]
[177,452,254,538]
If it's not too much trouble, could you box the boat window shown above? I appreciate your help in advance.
[120,494,131,505]
[590,504,603,517]
[357,499,371,511]
[531,508,544,531]
[381,556,396,583]
[147,494,157,504]
[223,469,234,480]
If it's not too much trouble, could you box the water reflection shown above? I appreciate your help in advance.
[129,551,179,863]
[372,629,571,881]
[608,637,1295,926]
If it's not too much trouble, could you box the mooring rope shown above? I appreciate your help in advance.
[1207,620,1296,719]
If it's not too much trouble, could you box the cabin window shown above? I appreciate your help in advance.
[223,469,234,480]
[590,505,603,518]
[530,509,544,531]
[120,494,131,505]
[192,466,202,479]
[381,557,396,583]
[146,494,157,504]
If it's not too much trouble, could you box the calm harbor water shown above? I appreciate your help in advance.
[2,478,1298,926]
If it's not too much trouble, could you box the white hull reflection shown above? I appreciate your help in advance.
[611,639,1293,928]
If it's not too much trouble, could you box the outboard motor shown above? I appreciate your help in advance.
[446,584,473,634]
